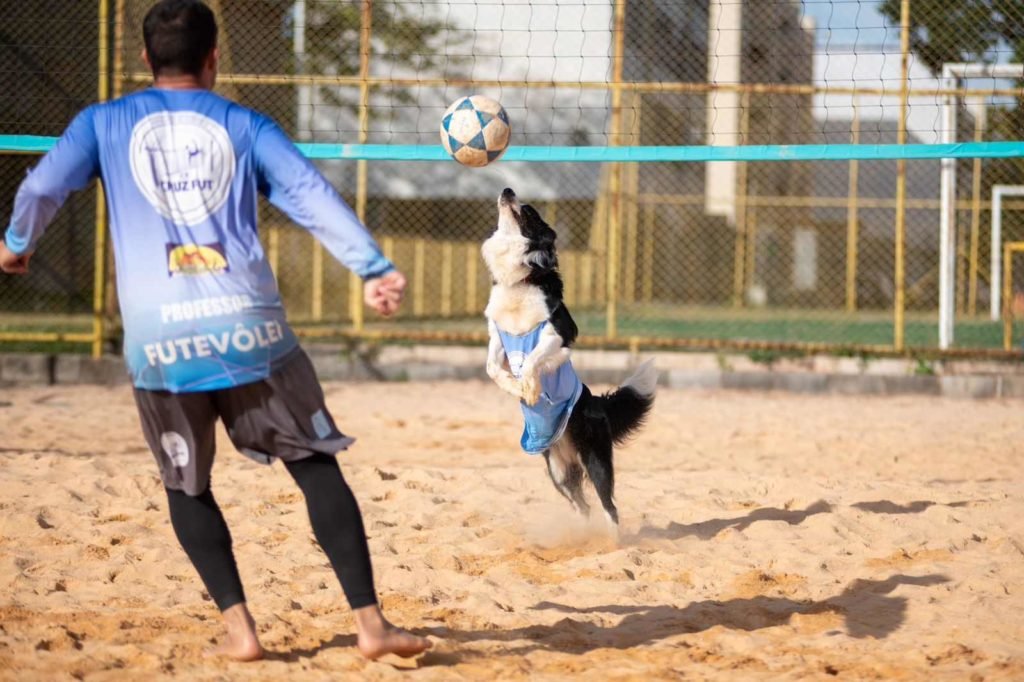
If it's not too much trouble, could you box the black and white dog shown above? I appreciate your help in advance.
[482,187,656,530]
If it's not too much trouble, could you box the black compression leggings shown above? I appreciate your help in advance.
[165,453,377,612]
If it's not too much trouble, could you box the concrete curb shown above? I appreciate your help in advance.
[1,348,1022,400]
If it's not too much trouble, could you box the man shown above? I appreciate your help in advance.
[0,0,430,662]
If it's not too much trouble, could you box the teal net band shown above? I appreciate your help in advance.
[1,135,1021,162]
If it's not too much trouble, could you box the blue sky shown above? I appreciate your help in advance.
[800,0,898,51]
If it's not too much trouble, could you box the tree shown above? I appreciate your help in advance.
[877,0,1021,158]
[878,0,1024,74]
[289,1,467,125]
[212,1,467,136]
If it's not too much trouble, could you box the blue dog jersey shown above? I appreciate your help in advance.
[5,88,393,392]
[496,321,583,454]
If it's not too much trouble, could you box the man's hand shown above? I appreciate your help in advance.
[0,242,31,274]
[364,270,407,317]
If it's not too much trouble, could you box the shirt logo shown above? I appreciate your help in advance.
[167,243,229,276]
[311,409,333,439]
[507,351,526,379]
[130,111,236,225]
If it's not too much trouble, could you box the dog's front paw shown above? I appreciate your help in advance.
[521,373,542,406]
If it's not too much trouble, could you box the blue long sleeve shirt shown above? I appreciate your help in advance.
[5,88,393,392]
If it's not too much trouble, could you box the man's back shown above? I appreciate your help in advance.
[10,88,392,392]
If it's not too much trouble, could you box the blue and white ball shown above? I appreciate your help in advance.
[440,95,511,167]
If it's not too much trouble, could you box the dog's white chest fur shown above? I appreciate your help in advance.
[485,284,549,335]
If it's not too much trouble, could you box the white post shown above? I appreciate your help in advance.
[939,66,957,349]
[294,0,311,141]
[991,186,1024,320]
[704,0,742,222]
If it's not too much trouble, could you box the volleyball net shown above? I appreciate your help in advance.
[1,0,1022,358]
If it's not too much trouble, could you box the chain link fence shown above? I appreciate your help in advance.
[2,0,1023,356]
[0,1,100,348]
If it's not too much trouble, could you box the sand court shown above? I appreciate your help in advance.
[0,381,1022,679]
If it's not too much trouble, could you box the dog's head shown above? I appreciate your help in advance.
[481,188,558,285]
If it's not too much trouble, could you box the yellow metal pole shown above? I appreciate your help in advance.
[846,100,860,312]
[893,0,910,351]
[91,0,110,359]
[1004,243,1014,351]
[624,195,638,304]
[641,204,655,303]
[204,0,239,100]
[465,243,478,314]
[967,101,985,316]
[440,242,453,317]
[623,91,642,305]
[350,0,372,331]
[637,193,1023,211]
[744,205,758,291]
[113,0,125,97]
[311,239,323,320]
[100,0,126,332]
[413,239,425,316]
[0,332,94,344]
[605,0,627,339]
[581,253,593,307]
[268,223,280,275]
[732,91,751,307]
[564,252,577,305]
[125,70,1024,100]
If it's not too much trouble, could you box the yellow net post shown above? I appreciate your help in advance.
[440,242,453,318]
[622,92,641,305]
[893,0,911,352]
[311,238,323,320]
[1004,243,1024,351]
[845,100,860,312]
[967,101,986,316]
[641,203,655,303]
[413,238,426,316]
[464,243,478,315]
[350,0,373,331]
[731,91,751,308]
[91,0,111,359]
[605,0,627,340]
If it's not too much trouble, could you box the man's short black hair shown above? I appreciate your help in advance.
[143,0,218,77]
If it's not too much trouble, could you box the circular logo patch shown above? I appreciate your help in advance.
[129,112,236,225]
[506,350,527,379]
[160,431,190,468]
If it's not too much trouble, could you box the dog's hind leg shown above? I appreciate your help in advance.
[580,423,619,530]
[545,440,590,517]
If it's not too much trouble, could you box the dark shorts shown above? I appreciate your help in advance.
[133,349,354,496]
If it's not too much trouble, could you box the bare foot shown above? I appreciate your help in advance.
[206,603,264,661]
[353,604,432,660]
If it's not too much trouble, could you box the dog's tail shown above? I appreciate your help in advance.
[592,359,657,445]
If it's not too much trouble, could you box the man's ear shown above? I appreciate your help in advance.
[203,47,219,88]
[142,48,152,71]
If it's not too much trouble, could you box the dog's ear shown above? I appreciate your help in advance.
[519,205,548,231]
[519,203,559,272]
[521,203,554,243]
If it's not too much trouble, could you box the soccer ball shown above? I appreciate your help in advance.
[440,95,511,167]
